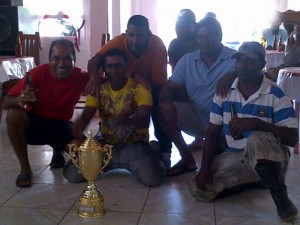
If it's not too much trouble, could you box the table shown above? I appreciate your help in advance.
[277,67,300,153]
[0,56,36,83]
[265,50,285,69]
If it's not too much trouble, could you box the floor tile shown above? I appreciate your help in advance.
[60,210,140,225]
[139,212,215,225]
[0,207,67,225]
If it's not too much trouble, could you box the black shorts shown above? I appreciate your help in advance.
[26,113,74,150]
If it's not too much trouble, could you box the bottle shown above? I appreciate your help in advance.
[277,35,285,52]
[261,35,266,48]
[230,104,243,140]
[23,72,36,111]
[272,34,277,50]
[15,36,22,57]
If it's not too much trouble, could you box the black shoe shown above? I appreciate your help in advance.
[271,189,298,222]
[50,153,65,169]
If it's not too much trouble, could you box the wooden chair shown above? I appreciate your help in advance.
[101,33,110,47]
[18,31,41,66]
[0,32,41,121]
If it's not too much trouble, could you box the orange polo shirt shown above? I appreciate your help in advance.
[98,33,167,86]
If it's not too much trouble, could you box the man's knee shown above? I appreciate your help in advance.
[129,142,166,186]
[248,131,280,146]
[6,108,28,126]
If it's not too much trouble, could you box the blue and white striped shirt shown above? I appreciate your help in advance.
[210,76,298,152]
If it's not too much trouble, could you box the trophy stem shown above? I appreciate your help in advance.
[78,180,106,218]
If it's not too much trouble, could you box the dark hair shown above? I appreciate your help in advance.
[178,9,196,23]
[196,16,223,41]
[127,15,151,34]
[49,39,76,63]
[102,48,128,65]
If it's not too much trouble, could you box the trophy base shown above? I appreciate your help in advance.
[77,192,106,218]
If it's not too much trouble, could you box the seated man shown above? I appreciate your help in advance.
[262,19,287,49]
[3,39,90,188]
[159,16,236,176]
[63,48,165,187]
[189,42,298,222]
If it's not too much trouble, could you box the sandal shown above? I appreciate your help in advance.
[16,172,33,188]
[50,153,65,169]
[166,161,197,177]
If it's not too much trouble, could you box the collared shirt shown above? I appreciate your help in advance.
[210,76,298,152]
[170,45,236,128]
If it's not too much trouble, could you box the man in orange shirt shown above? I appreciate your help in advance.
[87,15,172,167]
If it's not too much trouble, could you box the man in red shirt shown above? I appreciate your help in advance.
[3,39,90,188]
[86,15,172,167]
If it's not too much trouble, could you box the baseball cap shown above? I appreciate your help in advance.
[232,41,266,60]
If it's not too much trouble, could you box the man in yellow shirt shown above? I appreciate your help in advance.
[64,48,165,186]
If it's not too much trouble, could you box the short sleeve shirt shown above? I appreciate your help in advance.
[85,78,153,144]
[170,46,236,128]
[210,76,298,152]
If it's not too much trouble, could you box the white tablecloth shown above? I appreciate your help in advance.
[277,67,300,101]
[0,56,36,83]
[276,67,300,153]
[265,50,285,69]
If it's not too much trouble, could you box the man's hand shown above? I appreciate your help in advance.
[229,117,260,139]
[115,93,137,124]
[194,169,214,189]
[86,54,103,98]
[85,75,100,98]
[72,119,86,142]
[18,89,37,108]
[216,71,237,98]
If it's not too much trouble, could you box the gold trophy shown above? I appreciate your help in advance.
[68,131,113,218]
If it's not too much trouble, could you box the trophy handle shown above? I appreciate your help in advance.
[68,143,81,169]
[99,144,113,174]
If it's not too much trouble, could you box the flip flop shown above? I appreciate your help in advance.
[166,162,197,177]
[15,172,33,188]
[49,153,65,169]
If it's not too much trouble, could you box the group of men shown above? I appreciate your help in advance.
[3,11,300,222]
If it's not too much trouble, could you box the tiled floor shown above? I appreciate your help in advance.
[0,109,300,225]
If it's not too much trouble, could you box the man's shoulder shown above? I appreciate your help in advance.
[149,34,166,48]
[221,45,237,58]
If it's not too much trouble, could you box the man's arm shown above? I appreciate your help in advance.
[215,71,237,97]
[229,117,298,147]
[278,11,300,25]
[3,95,21,109]
[194,123,223,189]
[73,106,97,141]
[86,54,103,97]
[115,104,151,129]
[158,80,187,124]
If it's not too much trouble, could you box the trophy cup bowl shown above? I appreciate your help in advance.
[68,131,113,218]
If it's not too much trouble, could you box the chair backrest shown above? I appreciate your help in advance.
[18,31,41,66]
[101,33,110,47]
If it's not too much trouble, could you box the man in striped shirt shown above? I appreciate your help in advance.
[189,42,298,222]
